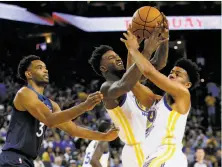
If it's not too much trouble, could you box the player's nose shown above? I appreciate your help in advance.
[169,74,175,80]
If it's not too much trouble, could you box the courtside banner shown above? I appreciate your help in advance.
[0,3,53,26]
[0,3,220,30]
[53,12,221,32]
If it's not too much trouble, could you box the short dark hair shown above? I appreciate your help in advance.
[98,121,111,133]
[17,55,40,81]
[89,45,113,76]
[174,58,200,90]
[195,147,205,152]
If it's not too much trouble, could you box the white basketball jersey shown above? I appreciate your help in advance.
[145,95,190,154]
[82,140,110,167]
[106,91,148,145]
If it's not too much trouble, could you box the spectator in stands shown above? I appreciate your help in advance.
[205,93,216,125]
[69,160,77,167]
[34,156,45,167]
[190,148,212,167]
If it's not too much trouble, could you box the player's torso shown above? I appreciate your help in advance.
[106,91,148,145]
[145,96,189,153]
[2,85,53,159]
[83,141,109,167]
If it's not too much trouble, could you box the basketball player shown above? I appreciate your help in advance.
[121,30,200,167]
[0,55,118,167]
[89,23,167,167]
[82,121,111,167]
[126,14,169,140]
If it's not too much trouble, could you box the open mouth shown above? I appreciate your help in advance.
[117,61,123,66]
[44,75,49,79]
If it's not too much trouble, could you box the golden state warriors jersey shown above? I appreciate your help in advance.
[106,91,148,145]
[145,95,190,154]
[83,140,110,167]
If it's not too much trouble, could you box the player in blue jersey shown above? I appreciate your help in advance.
[0,55,118,167]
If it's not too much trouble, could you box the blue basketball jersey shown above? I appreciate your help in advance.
[2,85,53,159]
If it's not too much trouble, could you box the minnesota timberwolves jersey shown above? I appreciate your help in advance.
[2,85,53,159]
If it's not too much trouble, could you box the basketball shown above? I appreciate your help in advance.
[131,6,163,39]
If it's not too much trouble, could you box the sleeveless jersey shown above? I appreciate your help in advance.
[2,85,53,159]
[106,91,148,145]
[82,140,110,167]
[145,95,190,153]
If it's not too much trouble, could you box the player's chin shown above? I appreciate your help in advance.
[43,79,49,84]
[117,66,125,70]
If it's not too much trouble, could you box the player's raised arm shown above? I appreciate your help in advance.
[15,88,103,128]
[101,29,165,100]
[121,26,189,100]
[99,34,146,99]
[149,13,169,70]
[125,21,169,108]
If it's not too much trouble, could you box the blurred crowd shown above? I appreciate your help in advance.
[0,62,221,167]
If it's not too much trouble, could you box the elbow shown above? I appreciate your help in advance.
[44,117,56,128]
[45,121,54,128]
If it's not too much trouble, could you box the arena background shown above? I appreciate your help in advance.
[0,1,221,167]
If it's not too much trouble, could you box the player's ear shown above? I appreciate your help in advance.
[100,66,107,73]
[185,81,192,89]
[25,71,32,79]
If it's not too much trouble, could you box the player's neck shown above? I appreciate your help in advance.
[27,81,45,95]
[104,73,120,81]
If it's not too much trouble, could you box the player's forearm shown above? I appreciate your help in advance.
[57,122,110,141]
[150,41,169,70]
[118,63,142,92]
[47,102,87,127]
[73,126,112,141]
[120,48,153,90]
[129,49,155,77]
[126,52,134,70]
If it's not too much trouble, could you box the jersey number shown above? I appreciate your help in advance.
[84,152,91,164]
[36,122,45,137]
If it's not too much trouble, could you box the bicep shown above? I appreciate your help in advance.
[18,91,52,125]
[132,82,156,108]
[101,82,127,100]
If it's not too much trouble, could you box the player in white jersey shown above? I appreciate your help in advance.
[88,23,167,167]
[83,121,111,167]
[121,28,200,167]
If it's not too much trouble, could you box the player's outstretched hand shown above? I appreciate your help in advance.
[144,22,169,54]
[82,91,103,111]
[120,30,139,51]
[127,23,144,45]
[104,126,119,141]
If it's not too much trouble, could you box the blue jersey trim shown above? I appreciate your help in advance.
[119,94,127,107]
[163,95,172,111]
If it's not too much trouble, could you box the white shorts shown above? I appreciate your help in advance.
[121,143,146,167]
[143,145,188,167]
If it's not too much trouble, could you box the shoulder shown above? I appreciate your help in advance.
[14,87,37,111]
[16,87,37,98]
[15,87,38,103]
[100,82,113,95]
